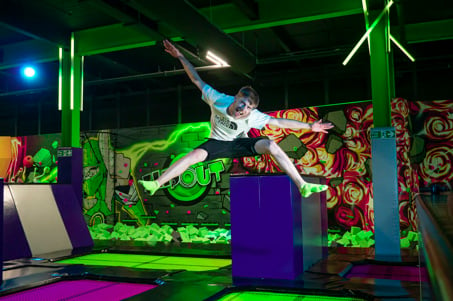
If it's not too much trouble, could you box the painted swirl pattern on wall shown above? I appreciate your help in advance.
[242,99,451,232]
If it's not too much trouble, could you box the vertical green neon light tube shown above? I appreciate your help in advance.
[58,47,63,111]
[70,33,75,111]
[387,10,391,53]
[80,56,84,111]
[361,0,371,55]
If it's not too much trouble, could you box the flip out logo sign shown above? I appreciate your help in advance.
[145,155,226,203]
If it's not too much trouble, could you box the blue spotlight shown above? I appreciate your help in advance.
[23,66,36,78]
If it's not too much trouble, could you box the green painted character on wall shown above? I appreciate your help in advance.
[82,132,113,225]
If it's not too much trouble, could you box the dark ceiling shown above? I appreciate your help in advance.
[0,0,452,135]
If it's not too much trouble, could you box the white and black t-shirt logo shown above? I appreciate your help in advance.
[215,115,238,130]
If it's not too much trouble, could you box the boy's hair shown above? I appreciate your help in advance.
[237,85,260,107]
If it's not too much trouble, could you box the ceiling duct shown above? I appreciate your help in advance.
[124,0,256,74]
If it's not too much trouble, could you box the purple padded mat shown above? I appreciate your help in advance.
[345,264,428,282]
[0,279,157,301]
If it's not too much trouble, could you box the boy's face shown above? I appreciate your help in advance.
[230,96,256,119]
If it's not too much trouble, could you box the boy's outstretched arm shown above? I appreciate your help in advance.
[163,39,206,91]
[267,118,333,133]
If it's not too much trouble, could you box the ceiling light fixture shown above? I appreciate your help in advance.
[23,66,36,78]
[390,34,415,62]
[206,50,229,66]
[343,0,394,66]
[58,47,63,111]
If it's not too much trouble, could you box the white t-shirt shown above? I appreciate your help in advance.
[202,84,271,141]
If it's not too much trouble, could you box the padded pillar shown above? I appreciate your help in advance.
[371,127,401,261]
[57,147,83,207]
[230,174,327,284]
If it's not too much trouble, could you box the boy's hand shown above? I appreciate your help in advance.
[311,120,334,133]
[163,40,182,58]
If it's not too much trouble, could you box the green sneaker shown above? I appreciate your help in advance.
[139,180,160,196]
[300,183,328,198]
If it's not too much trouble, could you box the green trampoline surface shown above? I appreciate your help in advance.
[57,253,231,271]
[217,291,365,301]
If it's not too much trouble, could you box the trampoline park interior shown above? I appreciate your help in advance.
[1,0,453,300]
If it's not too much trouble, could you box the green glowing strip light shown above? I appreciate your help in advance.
[343,0,394,66]
[58,47,63,111]
[217,291,365,301]
[315,99,370,108]
[361,0,368,16]
[361,0,371,55]
[80,55,84,111]
[70,33,75,110]
[387,11,391,53]
[390,34,415,62]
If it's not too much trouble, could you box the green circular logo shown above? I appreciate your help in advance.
[166,154,210,204]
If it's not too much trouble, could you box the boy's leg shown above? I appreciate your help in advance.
[139,148,208,195]
[253,139,327,197]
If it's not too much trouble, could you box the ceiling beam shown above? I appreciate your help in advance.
[0,2,69,47]
[232,0,259,20]
[87,55,143,78]
[231,0,297,54]
[75,0,164,55]
[75,23,162,56]
[0,40,59,70]
[201,0,363,33]
[271,26,298,53]
[87,0,138,24]
[125,0,256,73]
[404,19,453,43]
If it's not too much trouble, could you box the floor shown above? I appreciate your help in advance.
[0,243,431,301]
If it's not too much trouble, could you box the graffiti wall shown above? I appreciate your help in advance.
[3,98,452,235]
[111,123,233,228]
[245,99,419,232]
[4,135,60,184]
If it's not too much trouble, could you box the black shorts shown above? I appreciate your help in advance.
[196,138,268,161]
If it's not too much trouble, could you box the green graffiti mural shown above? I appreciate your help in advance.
[150,156,226,204]
[117,123,211,173]
[112,123,212,225]
[82,134,113,225]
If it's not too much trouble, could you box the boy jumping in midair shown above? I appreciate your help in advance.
[140,40,333,197]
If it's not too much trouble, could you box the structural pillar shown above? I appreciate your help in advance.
[60,32,83,148]
[59,33,84,207]
[368,0,401,260]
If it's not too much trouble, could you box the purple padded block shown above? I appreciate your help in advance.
[3,185,32,261]
[51,185,93,251]
[232,175,301,280]
[230,174,327,282]
[320,191,328,259]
